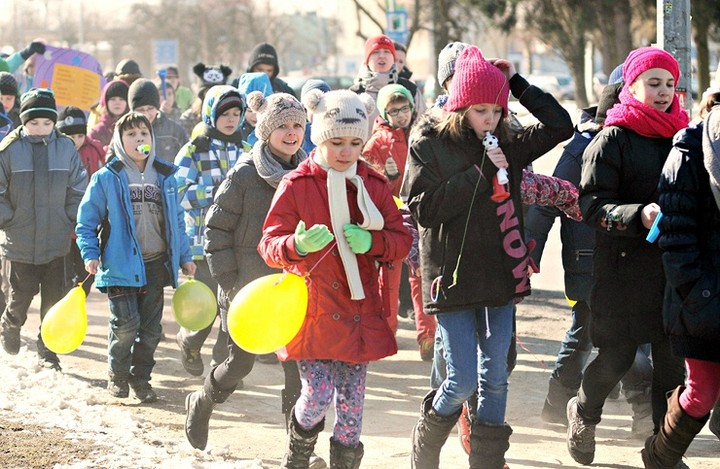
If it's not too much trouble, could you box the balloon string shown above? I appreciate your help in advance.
[307,240,338,275]
[78,273,92,287]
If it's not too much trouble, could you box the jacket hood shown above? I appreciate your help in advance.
[202,85,243,130]
[247,43,280,78]
[408,108,443,144]
[108,122,156,174]
[236,72,273,98]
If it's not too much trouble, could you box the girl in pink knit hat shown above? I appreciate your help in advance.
[565,46,689,466]
[404,45,573,468]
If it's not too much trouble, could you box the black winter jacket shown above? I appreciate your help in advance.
[405,74,573,313]
[658,121,720,363]
[579,126,673,347]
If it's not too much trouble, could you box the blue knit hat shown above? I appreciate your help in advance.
[608,63,624,85]
[301,79,331,101]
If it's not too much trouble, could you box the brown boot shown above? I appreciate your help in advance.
[641,386,709,469]
[411,390,461,469]
[469,421,512,469]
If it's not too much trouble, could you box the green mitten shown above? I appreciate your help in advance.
[294,221,334,255]
[343,223,372,254]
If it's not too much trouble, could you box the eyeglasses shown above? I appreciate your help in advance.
[386,105,412,117]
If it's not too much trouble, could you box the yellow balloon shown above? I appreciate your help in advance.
[227,273,308,354]
[40,286,87,354]
[172,279,217,331]
[393,196,404,209]
[565,294,577,308]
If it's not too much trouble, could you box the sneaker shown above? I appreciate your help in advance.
[419,338,434,362]
[176,332,204,376]
[38,354,62,372]
[457,401,472,455]
[108,379,129,398]
[566,396,595,465]
[0,324,20,355]
[130,381,158,403]
[256,352,279,364]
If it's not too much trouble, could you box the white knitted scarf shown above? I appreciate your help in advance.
[313,154,384,300]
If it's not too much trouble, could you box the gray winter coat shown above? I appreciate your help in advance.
[0,127,87,264]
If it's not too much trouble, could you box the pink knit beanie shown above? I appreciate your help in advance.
[444,46,509,114]
[622,46,679,86]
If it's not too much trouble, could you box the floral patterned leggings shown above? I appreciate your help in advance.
[294,359,368,447]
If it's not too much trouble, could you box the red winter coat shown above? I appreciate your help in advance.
[78,135,105,178]
[363,119,408,197]
[258,156,412,363]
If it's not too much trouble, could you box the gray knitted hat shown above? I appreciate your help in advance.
[302,89,374,146]
[246,91,307,141]
[437,41,469,88]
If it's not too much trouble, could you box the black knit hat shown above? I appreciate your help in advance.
[246,43,280,78]
[56,106,87,135]
[0,72,18,97]
[128,78,160,110]
[20,88,57,124]
[115,59,142,77]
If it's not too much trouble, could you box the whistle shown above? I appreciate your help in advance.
[137,144,151,156]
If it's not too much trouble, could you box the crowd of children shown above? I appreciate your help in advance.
[0,35,718,469]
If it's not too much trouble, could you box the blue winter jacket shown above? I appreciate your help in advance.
[75,156,192,291]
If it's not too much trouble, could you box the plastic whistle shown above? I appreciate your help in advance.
[646,211,663,243]
[483,131,510,202]
[137,144,151,157]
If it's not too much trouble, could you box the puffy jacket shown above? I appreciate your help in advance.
[658,120,720,362]
[0,128,87,264]
[404,74,573,313]
[75,157,192,291]
[579,126,673,347]
[363,119,408,197]
[153,112,188,163]
[258,157,412,363]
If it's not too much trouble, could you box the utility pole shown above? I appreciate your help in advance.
[657,0,692,112]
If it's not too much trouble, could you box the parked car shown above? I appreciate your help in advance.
[526,73,574,101]
[281,75,355,97]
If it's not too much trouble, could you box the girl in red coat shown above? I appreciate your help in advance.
[258,89,412,468]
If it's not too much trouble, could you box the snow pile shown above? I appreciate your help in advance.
[0,345,264,468]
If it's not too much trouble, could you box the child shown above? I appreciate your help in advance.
[89,79,129,150]
[56,106,105,295]
[76,112,195,402]
[404,45,573,468]
[127,78,188,162]
[363,83,416,337]
[0,88,88,371]
[0,72,21,127]
[235,71,273,148]
[174,85,245,376]
[258,89,412,467]
[184,91,327,469]
[165,65,194,113]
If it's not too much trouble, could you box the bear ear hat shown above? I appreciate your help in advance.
[302,88,325,114]
[246,90,267,113]
[358,92,375,117]
[192,62,207,79]
[219,65,233,80]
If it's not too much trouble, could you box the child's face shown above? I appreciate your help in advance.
[385,100,413,129]
[1,95,15,113]
[121,123,152,164]
[69,133,86,150]
[216,107,242,136]
[465,103,503,139]
[107,97,127,117]
[318,136,364,172]
[252,63,275,78]
[368,48,394,73]
[135,105,158,124]
[244,109,258,127]
[268,121,304,160]
[395,50,407,71]
[25,118,54,137]
[629,68,675,112]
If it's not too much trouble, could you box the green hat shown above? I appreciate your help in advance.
[376,84,414,120]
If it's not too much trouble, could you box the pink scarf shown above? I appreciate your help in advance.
[604,87,689,138]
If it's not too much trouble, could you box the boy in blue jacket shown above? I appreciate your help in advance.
[76,112,195,403]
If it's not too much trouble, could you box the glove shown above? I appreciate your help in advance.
[20,41,45,60]
[384,157,400,180]
[294,221,334,255]
[343,223,372,254]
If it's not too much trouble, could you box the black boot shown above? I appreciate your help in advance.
[641,386,709,469]
[411,390,461,469]
[329,438,364,469]
[282,390,328,469]
[469,421,512,469]
[282,409,324,469]
[709,399,720,440]
[541,376,576,425]
[184,372,235,450]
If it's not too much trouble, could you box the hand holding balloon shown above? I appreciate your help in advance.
[85,259,99,275]
[181,261,196,276]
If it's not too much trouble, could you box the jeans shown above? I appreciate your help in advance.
[578,337,685,429]
[177,259,228,365]
[433,302,514,425]
[107,257,167,383]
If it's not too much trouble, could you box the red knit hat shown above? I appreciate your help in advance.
[622,46,679,86]
[444,46,509,114]
[364,35,396,66]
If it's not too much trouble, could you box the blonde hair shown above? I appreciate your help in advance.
[436,106,514,142]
